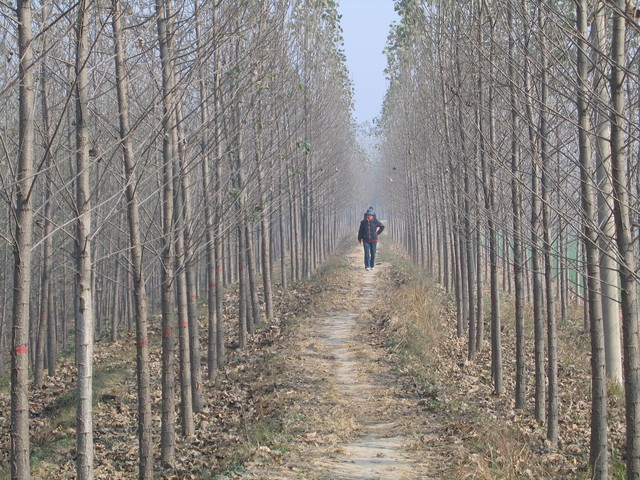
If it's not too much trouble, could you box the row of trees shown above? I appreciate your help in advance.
[379,0,639,478]
[2,0,363,478]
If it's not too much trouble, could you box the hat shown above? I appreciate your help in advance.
[365,207,375,216]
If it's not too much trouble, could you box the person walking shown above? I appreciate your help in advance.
[357,207,385,270]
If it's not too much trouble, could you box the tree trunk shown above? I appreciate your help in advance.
[609,2,640,476]
[486,15,502,395]
[474,46,485,355]
[111,1,154,474]
[35,46,55,388]
[238,226,248,349]
[576,2,608,476]
[156,0,177,467]
[278,178,288,290]
[175,102,202,415]
[172,211,195,436]
[110,258,120,343]
[522,5,546,421]
[195,0,218,379]
[509,25,527,406]
[213,3,225,368]
[170,70,195,441]
[11,1,35,477]
[538,6,558,446]
[74,1,95,476]
[256,130,274,322]
[289,171,301,282]
[559,225,568,325]
[454,205,466,338]
[245,224,262,332]
[174,102,202,416]
[591,1,623,386]
[464,161,476,362]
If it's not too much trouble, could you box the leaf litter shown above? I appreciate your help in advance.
[0,241,626,479]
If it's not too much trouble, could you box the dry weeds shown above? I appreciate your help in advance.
[371,243,627,479]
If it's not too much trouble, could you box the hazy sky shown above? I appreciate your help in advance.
[337,1,399,125]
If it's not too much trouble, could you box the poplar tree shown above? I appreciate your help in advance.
[11,0,36,477]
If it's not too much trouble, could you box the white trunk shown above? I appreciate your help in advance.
[156,0,177,467]
[577,2,608,476]
[609,1,640,475]
[112,0,154,475]
[591,2,623,385]
[11,1,35,477]
[75,1,94,477]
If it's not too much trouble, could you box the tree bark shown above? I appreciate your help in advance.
[609,1,640,476]
[112,0,154,475]
[245,224,262,332]
[486,14,502,396]
[172,99,203,414]
[11,1,36,477]
[35,41,55,388]
[464,160,476,361]
[537,5,558,446]
[195,0,218,379]
[74,1,95,476]
[508,5,526,409]
[256,122,274,322]
[213,3,225,368]
[522,2,546,421]
[591,0,623,386]
[156,0,178,467]
[577,2,608,476]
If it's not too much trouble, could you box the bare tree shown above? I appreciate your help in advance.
[608,1,640,476]
[576,3,608,477]
[537,5,558,446]
[74,0,95,477]
[156,0,178,466]
[11,0,36,477]
[111,0,153,475]
[591,0,622,386]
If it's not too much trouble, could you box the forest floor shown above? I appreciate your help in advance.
[0,241,628,479]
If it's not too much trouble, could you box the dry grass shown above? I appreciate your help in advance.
[383,280,450,371]
[369,243,627,479]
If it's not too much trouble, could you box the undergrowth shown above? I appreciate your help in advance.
[0,238,627,479]
[371,242,625,479]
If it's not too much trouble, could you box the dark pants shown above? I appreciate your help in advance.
[363,241,377,269]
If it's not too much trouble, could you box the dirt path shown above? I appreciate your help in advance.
[312,269,420,480]
[236,246,445,479]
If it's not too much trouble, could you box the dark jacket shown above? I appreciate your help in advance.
[358,214,384,243]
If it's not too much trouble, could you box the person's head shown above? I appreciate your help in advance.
[365,207,375,219]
